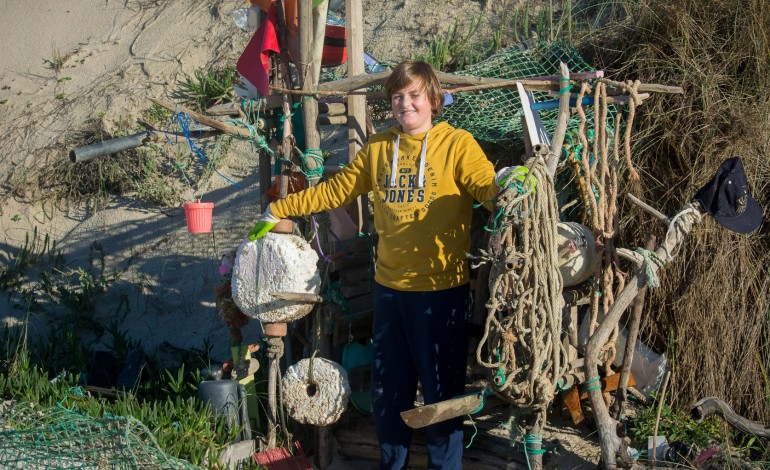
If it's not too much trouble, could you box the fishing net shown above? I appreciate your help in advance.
[0,399,199,469]
[440,40,605,149]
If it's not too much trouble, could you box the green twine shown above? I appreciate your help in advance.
[299,147,325,183]
[523,433,546,470]
[559,77,573,96]
[582,376,602,393]
[226,117,274,156]
[466,415,479,448]
[464,388,494,449]
[635,247,665,288]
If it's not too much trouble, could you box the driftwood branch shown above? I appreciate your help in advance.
[612,235,656,421]
[547,62,571,176]
[691,397,770,439]
[585,203,702,469]
[315,69,604,93]
[627,193,671,225]
[149,98,253,139]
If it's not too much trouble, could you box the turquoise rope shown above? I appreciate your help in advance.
[465,416,479,448]
[524,433,545,470]
[582,376,602,393]
[299,147,325,183]
[635,247,664,288]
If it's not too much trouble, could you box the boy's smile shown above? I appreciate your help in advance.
[391,81,433,135]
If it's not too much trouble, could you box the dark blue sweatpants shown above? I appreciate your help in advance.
[371,282,470,470]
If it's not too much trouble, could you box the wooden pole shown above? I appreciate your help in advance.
[547,62,571,176]
[345,0,365,233]
[299,0,321,154]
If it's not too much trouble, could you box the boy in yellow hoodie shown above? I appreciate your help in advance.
[250,60,516,469]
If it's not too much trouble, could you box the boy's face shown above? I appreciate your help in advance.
[391,81,433,135]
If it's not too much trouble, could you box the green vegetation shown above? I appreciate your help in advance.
[180,66,239,111]
[628,395,722,451]
[0,233,249,467]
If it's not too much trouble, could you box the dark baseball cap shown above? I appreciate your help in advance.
[692,157,762,234]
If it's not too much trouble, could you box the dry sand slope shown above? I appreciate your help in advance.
[0,0,497,362]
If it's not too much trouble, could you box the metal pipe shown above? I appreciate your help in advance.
[69,131,155,163]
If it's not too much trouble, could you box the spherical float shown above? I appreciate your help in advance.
[231,233,321,323]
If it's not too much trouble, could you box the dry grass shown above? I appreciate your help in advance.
[580,0,770,431]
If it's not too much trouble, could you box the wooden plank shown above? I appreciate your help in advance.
[516,82,551,149]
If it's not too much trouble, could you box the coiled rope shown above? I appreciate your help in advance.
[474,159,567,415]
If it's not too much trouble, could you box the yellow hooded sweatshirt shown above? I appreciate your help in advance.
[271,121,499,291]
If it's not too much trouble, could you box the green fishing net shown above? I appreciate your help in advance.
[0,400,199,469]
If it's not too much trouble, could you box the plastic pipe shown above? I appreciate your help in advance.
[69,131,155,163]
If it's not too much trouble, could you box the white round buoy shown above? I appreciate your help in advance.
[556,222,598,287]
[281,358,350,426]
[231,233,321,323]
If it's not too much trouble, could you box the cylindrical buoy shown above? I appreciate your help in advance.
[199,379,240,438]
[556,222,598,287]
[281,358,350,426]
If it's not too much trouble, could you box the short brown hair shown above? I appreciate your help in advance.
[384,60,444,117]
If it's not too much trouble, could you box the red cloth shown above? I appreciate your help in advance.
[236,4,279,97]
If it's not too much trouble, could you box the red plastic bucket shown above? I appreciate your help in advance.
[184,201,214,233]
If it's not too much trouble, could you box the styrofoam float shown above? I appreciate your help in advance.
[231,233,322,323]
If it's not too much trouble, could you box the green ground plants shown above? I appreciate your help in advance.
[179,66,239,111]
[0,234,249,467]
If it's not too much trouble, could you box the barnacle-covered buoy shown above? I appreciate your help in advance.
[281,358,350,426]
[231,233,321,323]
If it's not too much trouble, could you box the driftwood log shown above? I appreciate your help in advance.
[691,397,770,439]
[149,98,253,139]
[584,202,703,469]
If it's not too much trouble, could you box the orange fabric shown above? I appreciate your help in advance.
[249,0,298,36]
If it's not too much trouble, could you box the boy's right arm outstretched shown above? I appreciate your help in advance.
[248,148,373,240]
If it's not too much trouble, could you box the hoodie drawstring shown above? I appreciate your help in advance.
[390,134,400,188]
[390,132,429,189]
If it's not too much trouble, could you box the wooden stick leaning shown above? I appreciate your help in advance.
[651,370,672,467]
[546,62,572,176]
[149,97,253,139]
[584,203,702,469]
[612,235,656,421]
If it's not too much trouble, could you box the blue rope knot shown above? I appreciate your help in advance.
[167,111,241,189]
[635,247,664,288]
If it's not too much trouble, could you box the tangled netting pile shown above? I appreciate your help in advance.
[0,400,198,469]
[441,40,601,148]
